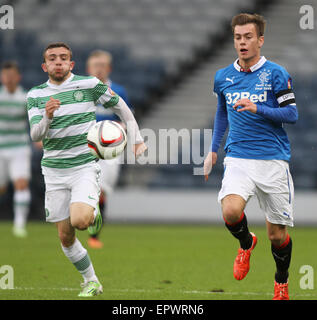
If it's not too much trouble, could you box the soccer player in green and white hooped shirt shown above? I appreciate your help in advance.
[27,42,147,297]
[0,61,31,238]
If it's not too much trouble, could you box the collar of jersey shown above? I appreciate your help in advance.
[233,56,267,73]
[46,72,74,88]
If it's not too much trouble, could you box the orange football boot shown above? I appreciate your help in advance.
[273,281,289,300]
[233,232,257,280]
[88,237,104,249]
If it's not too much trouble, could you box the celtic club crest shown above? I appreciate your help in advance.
[73,90,84,102]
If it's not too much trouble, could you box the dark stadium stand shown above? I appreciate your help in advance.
[1,0,274,115]
[0,31,166,116]
[286,75,317,189]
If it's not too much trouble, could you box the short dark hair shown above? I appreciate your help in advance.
[231,13,266,37]
[42,42,73,62]
[1,60,20,73]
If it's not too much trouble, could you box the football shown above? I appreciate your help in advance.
[87,120,127,160]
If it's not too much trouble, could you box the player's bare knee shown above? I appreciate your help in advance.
[268,231,288,246]
[70,203,94,230]
[268,233,286,246]
[13,178,29,191]
[222,204,243,223]
[221,195,245,223]
[70,215,91,230]
[267,222,287,246]
[70,217,86,230]
[0,185,7,195]
[76,221,90,230]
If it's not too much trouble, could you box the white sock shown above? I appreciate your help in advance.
[61,238,98,283]
[13,189,31,229]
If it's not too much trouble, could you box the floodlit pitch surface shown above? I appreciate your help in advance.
[0,222,316,300]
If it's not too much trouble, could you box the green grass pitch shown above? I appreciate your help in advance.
[0,222,316,300]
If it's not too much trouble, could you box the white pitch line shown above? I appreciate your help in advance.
[6,287,317,298]
[13,287,78,291]
[183,289,316,298]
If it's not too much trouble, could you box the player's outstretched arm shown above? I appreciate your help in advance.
[204,152,217,181]
[93,79,147,158]
[205,97,228,181]
[256,104,298,124]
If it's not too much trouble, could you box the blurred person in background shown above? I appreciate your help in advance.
[0,61,31,238]
[86,50,133,249]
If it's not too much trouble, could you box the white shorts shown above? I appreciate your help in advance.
[0,146,31,187]
[218,157,294,227]
[44,162,101,223]
[98,155,121,195]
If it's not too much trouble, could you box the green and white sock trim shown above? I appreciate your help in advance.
[61,238,97,282]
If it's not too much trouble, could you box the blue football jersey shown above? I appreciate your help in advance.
[213,56,296,161]
[96,80,132,122]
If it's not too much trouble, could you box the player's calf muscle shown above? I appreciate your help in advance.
[58,229,75,247]
[56,219,75,247]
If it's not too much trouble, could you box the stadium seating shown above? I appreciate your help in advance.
[0,0,264,112]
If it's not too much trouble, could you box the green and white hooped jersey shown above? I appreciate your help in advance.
[0,86,30,152]
[27,73,119,176]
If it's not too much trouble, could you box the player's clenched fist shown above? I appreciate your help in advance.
[46,97,60,119]
[204,151,217,181]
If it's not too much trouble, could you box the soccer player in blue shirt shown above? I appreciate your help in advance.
[86,50,133,249]
[204,13,298,300]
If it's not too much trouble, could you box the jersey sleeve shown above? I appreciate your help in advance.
[213,70,222,97]
[27,92,52,141]
[92,81,120,108]
[115,85,131,108]
[27,94,43,128]
[210,71,228,152]
[109,84,133,122]
[272,67,296,108]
